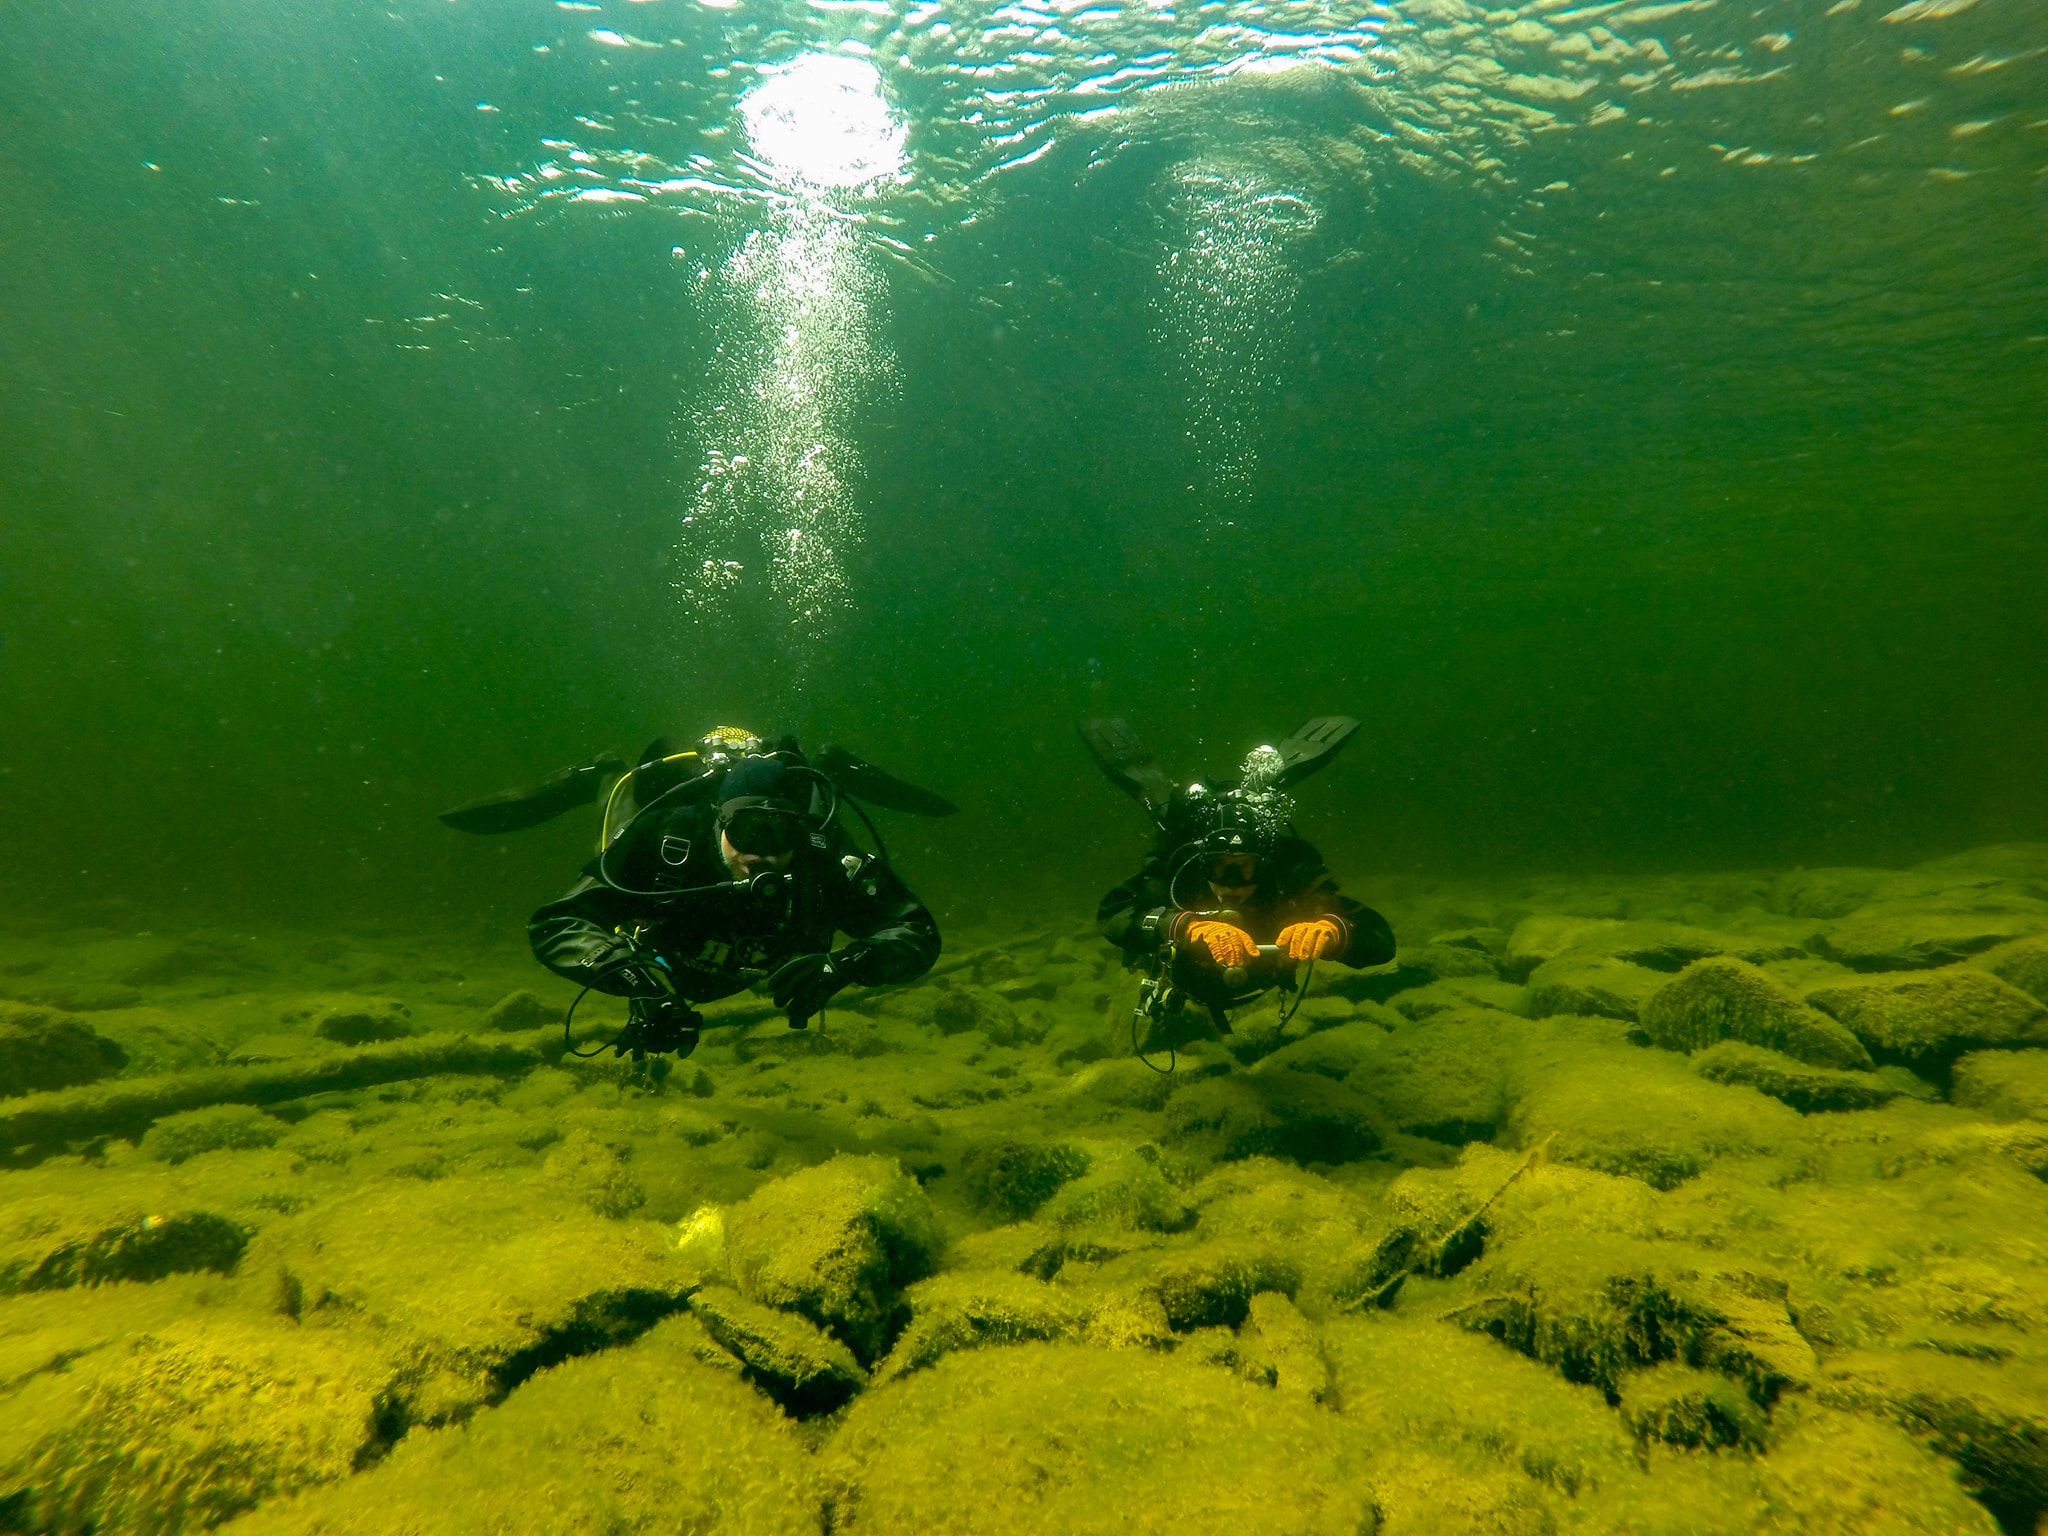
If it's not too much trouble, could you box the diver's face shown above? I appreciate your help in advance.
[1206,852,1259,905]
[720,811,798,879]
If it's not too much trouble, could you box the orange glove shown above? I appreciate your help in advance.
[1277,919,1343,962]
[1184,920,1259,969]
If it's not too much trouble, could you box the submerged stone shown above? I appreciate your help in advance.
[872,1270,1086,1384]
[0,1006,127,1098]
[819,1343,1376,1536]
[1640,957,1871,1069]
[1690,1040,1894,1114]
[1164,1072,1381,1165]
[1805,966,2048,1063]
[722,1153,940,1363]
[1950,1048,2048,1121]
[687,1283,865,1414]
[221,1315,818,1536]
[1810,902,2048,973]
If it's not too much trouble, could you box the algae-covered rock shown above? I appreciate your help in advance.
[482,989,555,1031]
[1336,941,1498,1003]
[1505,916,1807,984]
[1977,932,2048,1006]
[8,1314,414,1536]
[818,1342,1376,1535]
[0,1006,127,1098]
[222,1315,820,1536]
[141,1103,283,1164]
[1619,1361,1765,1449]
[1343,1008,1518,1145]
[722,1153,940,1363]
[1805,966,2048,1062]
[1817,1347,2048,1532]
[540,1126,646,1218]
[1037,1145,1192,1231]
[285,994,413,1046]
[1325,1313,1638,1498]
[1752,1402,2004,1536]
[1507,1036,1805,1188]
[1164,1072,1381,1165]
[687,1283,866,1414]
[244,1176,692,1407]
[1690,1040,1895,1114]
[873,1271,1086,1384]
[1951,1049,2048,1121]
[1811,901,2048,973]
[1640,957,1872,1070]
[911,980,1022,1040]
[1238,1290,1330,1401]
[1526,956,1665,1021]
[958,1138,1090,1217]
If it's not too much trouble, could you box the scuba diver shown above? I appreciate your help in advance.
[438,727,949,1060]
[1084,716,1395,1054]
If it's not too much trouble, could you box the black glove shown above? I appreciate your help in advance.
[769,951,850,1030]
[618,994,701,1060]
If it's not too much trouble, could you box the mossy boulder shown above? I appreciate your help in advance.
[141,1103,283,1164]
[687,1283,865,1414]
[817,1343,1377,1535]
[1336,941,1498,1003]
[540,1127,646,1219]
[7,1314,414,1536]
[1325,1313,1639,1499]
[0,1006,127,1098]
[222,1315,819,1536]
[1342,1008,1519,1145]
[1618,1362,1766,1449]
[1690,1040,1895,1114]
[1978,932,2048,1006]
[722,1154,940,1364]
[482,990,555,1032]
[1163,1072,1381,1165]
[1817,1347,2048,1533]
[1950,1049,2048,1121]
[958,1139,1090,1218]
[1037,1145,1192,1231]
[1640,957,1872,1070]
[1805,967,2048,1063]
[872,1271,1087,1384]
[281,994,413,1046]
[1237,1290,1330,1401]
[1526,956,1666,1021]
[1811,901,2048,972]
[1507,1037,1805,1189]
[911,980,1022,1041]
[243,1176,692,1411]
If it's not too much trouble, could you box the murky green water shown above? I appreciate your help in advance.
[2,6,2046,1533]
[2,0,2041,928]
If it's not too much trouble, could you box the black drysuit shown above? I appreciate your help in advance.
[530,800,939,1004]
[1098,833,1395,1015]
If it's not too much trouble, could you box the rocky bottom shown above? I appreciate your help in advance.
[4,844,2048,1535]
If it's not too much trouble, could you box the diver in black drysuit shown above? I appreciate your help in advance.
[529,753,939,1059]
[1084,715,1395,1043]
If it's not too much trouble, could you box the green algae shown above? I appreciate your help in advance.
[4,853,2048,1534]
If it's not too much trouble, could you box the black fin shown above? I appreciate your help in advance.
[437,751,626,835]
[1080,718,1175,821]
[814,744,958,817]
[1272,716,1360,788]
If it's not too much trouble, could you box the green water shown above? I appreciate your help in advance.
[3,2,2047,1533]
[2,0,2042,930]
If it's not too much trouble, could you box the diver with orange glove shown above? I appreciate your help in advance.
[1085,716,1395,1051]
